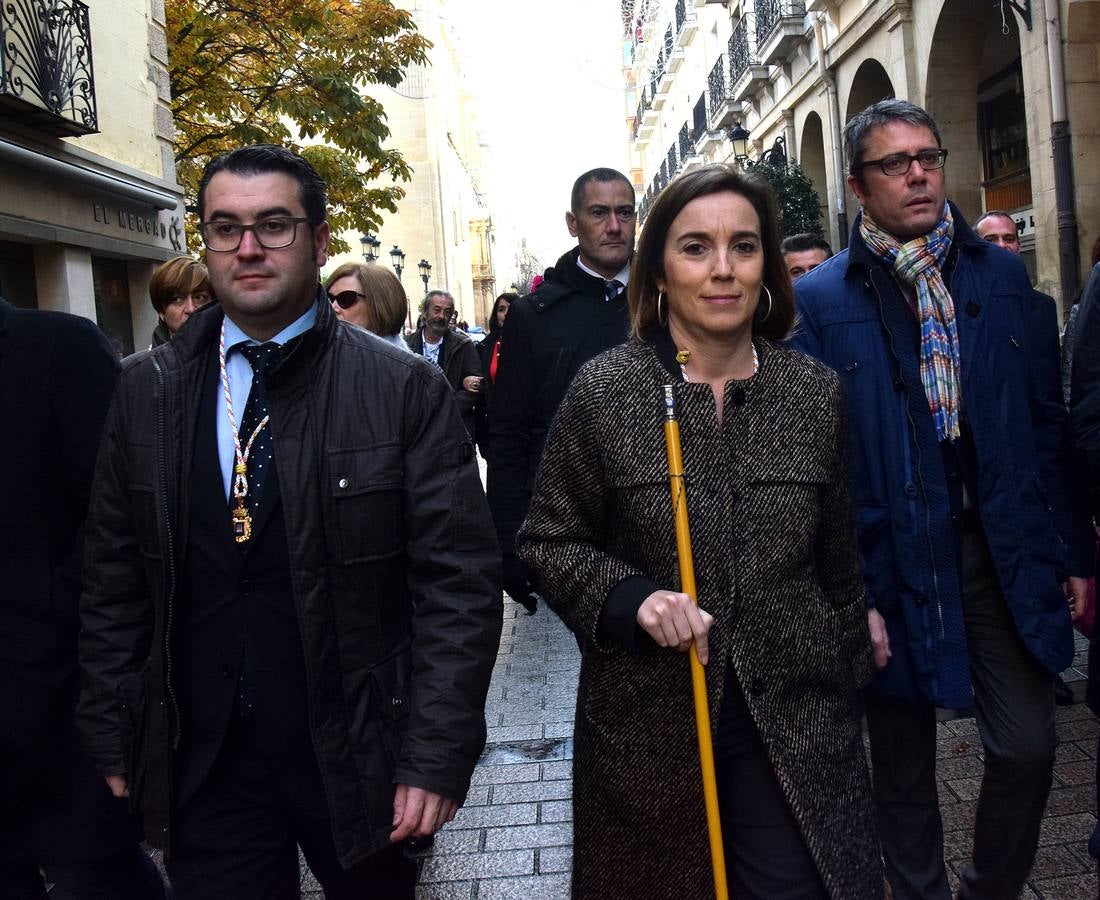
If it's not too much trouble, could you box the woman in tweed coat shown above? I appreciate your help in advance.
[518,166,884,899]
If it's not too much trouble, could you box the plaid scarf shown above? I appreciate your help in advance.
[860,203,961,442]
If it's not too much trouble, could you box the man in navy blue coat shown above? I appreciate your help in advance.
[792,100,1092,900]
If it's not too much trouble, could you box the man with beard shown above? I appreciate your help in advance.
[406,289,482,437]
[487,167,636,614]
[791,99,1091,900]
[76,145,502,899]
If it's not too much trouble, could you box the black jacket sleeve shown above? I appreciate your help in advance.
[1071,263,1100,519]
[486,302,539,554]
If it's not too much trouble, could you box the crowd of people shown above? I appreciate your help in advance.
[2,97,1100,899]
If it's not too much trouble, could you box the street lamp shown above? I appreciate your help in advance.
[759,136,788,169]
[418,259,432,291]
[729,121,751,165]
[359,233,380,263]
[389,244,406,279]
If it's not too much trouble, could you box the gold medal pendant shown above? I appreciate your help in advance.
[232,505,252,543]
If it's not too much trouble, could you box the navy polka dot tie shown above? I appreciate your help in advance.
[605,279,624,302]
[237,342,280,517]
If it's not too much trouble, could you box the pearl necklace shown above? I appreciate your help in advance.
[679,342,759,383]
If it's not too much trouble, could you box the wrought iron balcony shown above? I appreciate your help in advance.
[659,159,668,191]
[728,16,769,102]
[667,143,678,178]
[0,0,98,136]
[674,0,698,46]
[692,95,707,146]
[755,0,806,65]
[678,123,692,161]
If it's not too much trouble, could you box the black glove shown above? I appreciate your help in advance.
[502,553,538,614]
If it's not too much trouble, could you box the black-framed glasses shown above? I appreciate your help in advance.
[200,216,311,252]
[327,290,365,310]
[855,149,948,177]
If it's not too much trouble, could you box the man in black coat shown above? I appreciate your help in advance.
[1070,261,1100,863]
[486,167,636,612]
[76,146,502,899]
[0,299,166,898]
[405,289,482,437]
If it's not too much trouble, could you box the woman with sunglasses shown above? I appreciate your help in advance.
[325,262,410,351]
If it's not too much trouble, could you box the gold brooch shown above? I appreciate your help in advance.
[675,349,691,365]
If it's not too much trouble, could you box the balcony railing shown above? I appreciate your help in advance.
[679,122,693,160]
[692,94,707,143]
[667,143,678,178]
[0,0,98,136]
[756,0,806,48]
[729,18,758,85]
[659,160,668,191]
[707,57,725,114]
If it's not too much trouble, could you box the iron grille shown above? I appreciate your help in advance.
[679,122,692,161]
[728,17,757,85]
[707,56,725,117]
[667,143,678,177]
[659,160,668,190]
[755,0,805,48]
[663,25,673,58]
[675,0,687,34]
[692,93,706,143]
[0,0,98,135]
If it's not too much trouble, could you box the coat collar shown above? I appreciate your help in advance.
[844,200,985,277]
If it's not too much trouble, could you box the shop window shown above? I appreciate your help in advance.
[92,257,134,358]
[978,61,1031,207]
[0,241,37,308]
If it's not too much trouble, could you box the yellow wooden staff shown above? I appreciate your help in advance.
[662,384,729,900]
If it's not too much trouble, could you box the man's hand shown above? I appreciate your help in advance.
[868,609,891,670]
[636,590,714,665]
[1064,576,1090,622]
[105,774,129,798]
[462,375,483,393]
[391,784,458,842]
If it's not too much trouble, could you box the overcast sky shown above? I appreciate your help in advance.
[444,0,630,286]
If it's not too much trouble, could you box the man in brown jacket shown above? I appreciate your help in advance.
[77,145,502,899]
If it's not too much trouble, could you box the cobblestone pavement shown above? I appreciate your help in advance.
[298,603,1098,899]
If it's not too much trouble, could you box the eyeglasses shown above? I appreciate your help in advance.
[167,291,211,306]
[855,149,948,177]
[200,217,311,252]
[328,290,365,309]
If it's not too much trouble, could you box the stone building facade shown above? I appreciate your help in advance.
[0,0,186,354]
[328,0,495,330]
[626,0,1100,309]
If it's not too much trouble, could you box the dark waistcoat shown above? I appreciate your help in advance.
[173,348,312,806]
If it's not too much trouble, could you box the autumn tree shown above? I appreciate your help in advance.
[168,0,429,252]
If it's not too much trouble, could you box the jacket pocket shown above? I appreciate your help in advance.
[327,444,404,564]
[369,644,412,771]
[117,669,148,812]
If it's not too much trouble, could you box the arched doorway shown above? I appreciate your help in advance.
[926,0,1027,255]
[844,59,895,231]
[799,112,831,242]
[845,59,895,123]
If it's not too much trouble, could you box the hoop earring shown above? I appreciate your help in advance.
[656,291,668,328]
[757,284,773,323]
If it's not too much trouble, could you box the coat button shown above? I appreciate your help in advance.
[748,678,765,696]
[239,579,254,595]
[391,696,405,710]
[904,482,918,498]
[914,593,928,607]
[338,477,349,489]
[732,388,747,406]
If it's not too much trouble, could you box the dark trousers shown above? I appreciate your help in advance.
[167,717,417,900]
[867,527,1056,900]
[715,673,827,900]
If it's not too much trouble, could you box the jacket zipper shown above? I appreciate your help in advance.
[151,356,181,749]
[869,275,945,639]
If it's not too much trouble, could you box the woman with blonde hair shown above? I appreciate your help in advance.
[518,164,883,898]
[325,261,410,350]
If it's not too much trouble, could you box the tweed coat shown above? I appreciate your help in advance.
[518,335,882,899]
